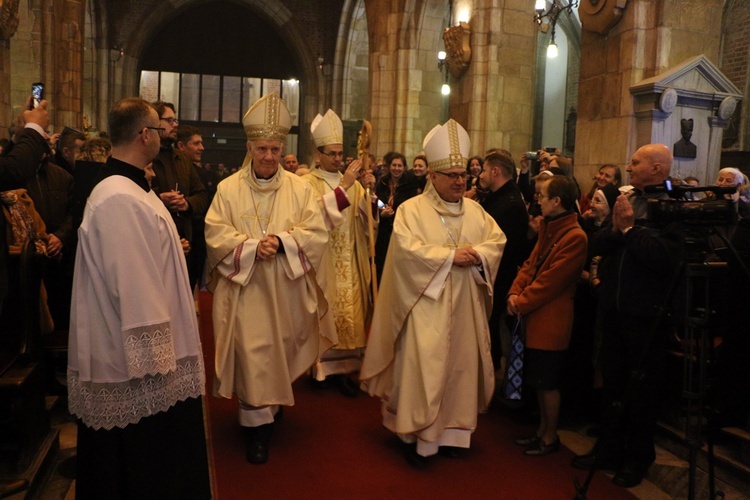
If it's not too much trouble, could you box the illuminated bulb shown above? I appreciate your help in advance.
[438,51,447,61]
[441,83,451,95]
[547,42,558,58]
[457,8,470,24]
[535,0,546,11]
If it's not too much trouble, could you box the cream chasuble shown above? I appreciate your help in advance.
[361,182,506,453]
[205,166,330,406]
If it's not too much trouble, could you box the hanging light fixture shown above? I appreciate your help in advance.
[534,0,577,58]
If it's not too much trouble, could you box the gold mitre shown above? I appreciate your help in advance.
[422,118,470,172]
[242,92,291,142]
[311,109,343,147]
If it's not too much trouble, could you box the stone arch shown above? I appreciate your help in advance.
[334,0,369,121]
[109,0,323,158]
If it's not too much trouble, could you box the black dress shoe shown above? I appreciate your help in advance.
[246,439,269,464]
[336,374,360,397]
[403,443,429,469]
[245,423,274,465]
[514,435,541,447]
[571,453,621,471]
[612,467,645,488]
[524,437,560,456]
[438,446,461,458]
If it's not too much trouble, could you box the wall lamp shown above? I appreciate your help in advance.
[534,0,578,58]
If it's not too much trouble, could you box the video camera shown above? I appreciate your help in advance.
[645,180,737,227]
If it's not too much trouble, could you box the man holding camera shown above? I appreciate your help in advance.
[572,144,684,488]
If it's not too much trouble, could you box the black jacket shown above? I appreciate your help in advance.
[0,128,51,310]
[151,147,209,241]
[480,180,531,301]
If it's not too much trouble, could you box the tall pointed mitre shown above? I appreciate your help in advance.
[310,109,343,147]
[240,92,291,169]
[422,118,471,172]
[242,92,291,143]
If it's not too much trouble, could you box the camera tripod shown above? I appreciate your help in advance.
[573,225,749,500]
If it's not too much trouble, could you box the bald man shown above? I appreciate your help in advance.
[572,144,684,488]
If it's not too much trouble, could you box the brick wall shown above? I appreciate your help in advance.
[719,0,750,150]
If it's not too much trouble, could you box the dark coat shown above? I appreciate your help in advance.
[374,170,420,276]
[480,180,530,302]
[0,128,51,310]
[26,160,74,248]
[151,147,209,241]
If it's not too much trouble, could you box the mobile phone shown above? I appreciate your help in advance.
[31,82,44,109]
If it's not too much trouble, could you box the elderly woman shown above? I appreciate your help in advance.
[508,176,587,456]
[715,167,749,217]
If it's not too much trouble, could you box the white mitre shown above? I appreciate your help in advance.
[241,92,291,169]
[422,118,471,172]
[311,109,343,147]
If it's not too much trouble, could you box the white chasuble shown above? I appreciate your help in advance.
[205,166,330,406]
[361,181,506,452]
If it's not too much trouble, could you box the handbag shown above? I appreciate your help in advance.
[502,316,525,400]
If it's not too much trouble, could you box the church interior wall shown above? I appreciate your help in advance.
[574,0,727,190]
[0,0,748,180]
[719,0,750,151]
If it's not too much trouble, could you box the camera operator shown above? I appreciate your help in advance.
[572,144,685,488]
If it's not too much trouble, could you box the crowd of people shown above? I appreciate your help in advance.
[1,92,749,498]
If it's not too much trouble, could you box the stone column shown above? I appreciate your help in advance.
[450,0,537,156]
[364,0,446,159]
[10,0,85,132]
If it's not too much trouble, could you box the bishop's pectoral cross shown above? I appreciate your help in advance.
[241,203,271,237]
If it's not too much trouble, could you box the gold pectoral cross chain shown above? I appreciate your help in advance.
[243,191,277,238]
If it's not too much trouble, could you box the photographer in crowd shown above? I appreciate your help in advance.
[572,144,684,488]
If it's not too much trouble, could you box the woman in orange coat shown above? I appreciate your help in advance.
[507,176,587,456]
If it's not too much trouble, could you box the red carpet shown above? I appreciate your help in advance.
[197,292,634,499]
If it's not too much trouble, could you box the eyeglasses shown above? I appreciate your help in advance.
[140,126,166,134]
[321,151,344,158]
[161,117,178,125]
[434,171,468,181]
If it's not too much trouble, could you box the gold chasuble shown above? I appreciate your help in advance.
[361,181,505,451]
[304,169,374,351]
[205,166,330,406]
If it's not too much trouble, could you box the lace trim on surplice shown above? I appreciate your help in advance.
[123,321,177,378]
[68,355,205,430]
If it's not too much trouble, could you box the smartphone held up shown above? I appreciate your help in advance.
[31,82,44,109]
